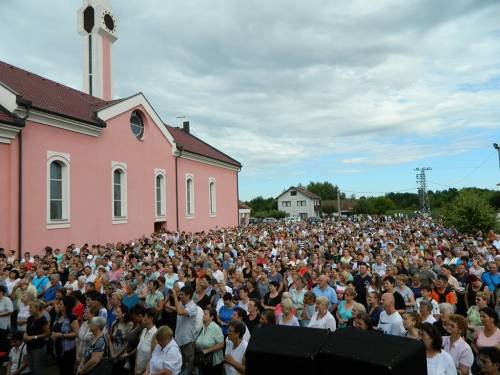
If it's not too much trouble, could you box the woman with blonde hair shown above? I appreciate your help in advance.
[308,297,336,332]
[467,291,489,340]
[146,326,182,375]
[442,314,473,375]
[403,312,421,339]
[277,298,299,327]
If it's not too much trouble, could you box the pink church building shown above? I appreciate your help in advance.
[0,0,241,256]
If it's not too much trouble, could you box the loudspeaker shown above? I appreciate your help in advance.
[246,326,329,374]
[317,328,426,375]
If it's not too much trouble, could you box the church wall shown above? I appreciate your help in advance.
[177,157,238,232]
[0,139,19,252]
[20,106,176,254]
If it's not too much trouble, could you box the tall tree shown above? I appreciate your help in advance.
[442,190,497,234]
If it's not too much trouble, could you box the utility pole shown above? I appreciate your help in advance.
[337,190,341,217]
[414,167,432,213]
[494,143,500,185]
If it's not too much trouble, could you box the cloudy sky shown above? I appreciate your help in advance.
[1,0,499,200]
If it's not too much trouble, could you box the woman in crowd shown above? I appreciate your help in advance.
[467,291,489,340]
[409,276,422,300]
[350,311,372,330]
[419,322,456,375]
[261,281,281,311]
[146,326,182,375]
[403,312,420,339]
[76,317,109,375]
[473,307,500,354]
[108,304,134,375]
[442,314,474,375]
[336,286,356,329]
[308,296,336,332]
[367,291,383,326]
[16,292,33,332]
[224,320,247,375]
[301,291,316,327]
[76,306,99,369]
[259,310,276,326]
[195,308,225,375]
[395,274,416,312]
[51,296,80,375]
[218,293,235,336]
[465,275,489,310]
[289,276,306,322]
[24,299,50,375]
[144,280,164,311]
[367,273,384,295]
[277,298,299,327]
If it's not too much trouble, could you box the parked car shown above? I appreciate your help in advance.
[285,216,300,224]
[262,217,278,224]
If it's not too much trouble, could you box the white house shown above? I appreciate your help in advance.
[277,187,321,219]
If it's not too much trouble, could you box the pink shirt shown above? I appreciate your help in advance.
[442,336,474,371]
[474,327,500,349]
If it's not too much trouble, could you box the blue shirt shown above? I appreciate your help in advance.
[218,305,235,335]
[481,272,500,292]
[312,285,338,308]
[123,293,139,310]
[43,283,62,302]
[32,276,49,296]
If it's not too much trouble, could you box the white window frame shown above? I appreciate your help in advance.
[154,169,167,220]
[46,151,71,229]
[185,173,195,218]
[111,161,128,224]
[208,177,216,216]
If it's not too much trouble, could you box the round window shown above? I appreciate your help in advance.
[130,111,144,139]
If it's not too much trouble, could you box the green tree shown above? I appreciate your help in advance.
[321,200,337,214]
[371,197,396,214]
[306,181,344,200]
[353,197,373,214]
[441,190,497,234]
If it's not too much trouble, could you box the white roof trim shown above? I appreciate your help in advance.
[179,150,241,172]
[0,82,19,113]
[96,93,176,149]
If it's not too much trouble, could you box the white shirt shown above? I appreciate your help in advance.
[0,296,13,330]
[442,336,474,374]
[224,339,248,375]
[150,340,182,375]
[9,344,30,374]
[422,314,437,325]
[135,325,158,374]
[426,351,456,375]
[308,311,337,332]
[377,310,404,336]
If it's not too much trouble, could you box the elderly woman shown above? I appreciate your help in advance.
[77,316,109,375]
[434,303,455,337]
[442,314,474,375]
[195,308,225,375]
[277,298,299,327]
[308,296,336,332]
[77,306,99,369]
[16,292,33,332]
[146,325,182,375]
[224,320,247,375]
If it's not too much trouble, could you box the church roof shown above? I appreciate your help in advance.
[0,61,116,126]
[166,125,241,167]
[0,61,241,168]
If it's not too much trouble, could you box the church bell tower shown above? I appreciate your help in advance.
[77,0,118,100]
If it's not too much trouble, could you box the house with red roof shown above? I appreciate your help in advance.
[0,0,241,255]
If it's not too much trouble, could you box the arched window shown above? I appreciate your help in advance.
[112,162,127,222]
[47,151,70,228]
[155,171,166,218]
[209,178,216,215]
[186,174,194,216]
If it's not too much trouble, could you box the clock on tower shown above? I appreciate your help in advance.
[77,0,118,100]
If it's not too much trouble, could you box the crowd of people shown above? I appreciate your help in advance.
[0,215,500,375]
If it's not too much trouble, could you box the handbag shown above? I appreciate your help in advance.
[194,350,213,368]
[88,336,113,375]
